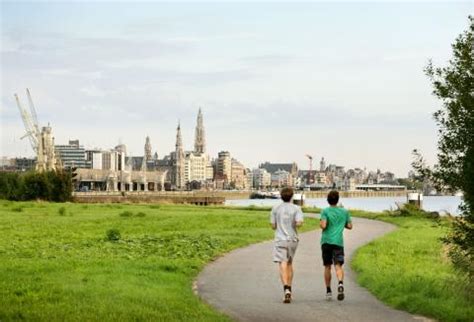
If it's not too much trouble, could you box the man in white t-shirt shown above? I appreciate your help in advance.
[270,187,304,303]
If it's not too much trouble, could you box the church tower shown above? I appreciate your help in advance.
[194,108,206,154]
[174,123,185,189]
[144,136,152,161]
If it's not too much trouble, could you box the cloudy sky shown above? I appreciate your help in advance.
[1,1,471,176]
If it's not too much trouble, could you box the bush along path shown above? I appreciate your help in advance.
[196,217,430,322]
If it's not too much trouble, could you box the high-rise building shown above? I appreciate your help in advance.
[184,152,212,182]
[55,139,86,169]
[216,151,232,180]
[231,159,247,189]
[85,149,102,169]
[194,108,206,154]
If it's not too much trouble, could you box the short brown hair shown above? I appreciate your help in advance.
[327,190,339,205]
[280,187,294,202]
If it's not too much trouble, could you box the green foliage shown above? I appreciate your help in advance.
[388,203,441,219]
[397,178,423,191]
[0,202,317,321]
[58,207,66,216]
[119,211,147,218]
[352,216,473,322]
[0,170,72,202]
[350,204,440,220]
[0,172,23,200]
[413,16,474,282]
[301,205,322,213]
[11,206,24,213]
[119,210,134,217]
[106,228,121,242]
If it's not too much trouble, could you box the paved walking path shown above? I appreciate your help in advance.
[196,217,430,322]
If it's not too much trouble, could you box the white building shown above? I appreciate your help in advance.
[253,168,271,189]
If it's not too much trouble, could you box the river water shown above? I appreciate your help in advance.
[225,195,463,215]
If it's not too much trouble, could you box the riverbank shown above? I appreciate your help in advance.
[351,209,473,322]
[0,201,470,321]
[0,200,317,321]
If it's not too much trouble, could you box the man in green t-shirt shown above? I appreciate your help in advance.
[320,190,352,301]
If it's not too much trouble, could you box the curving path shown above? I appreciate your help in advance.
[196,217,431,322]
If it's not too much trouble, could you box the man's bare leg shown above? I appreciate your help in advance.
[324,265,332,287]
[335,264,345,301]
[279,261,293,303]
[335,264,344,282]
[287,262,293,285]
[324,265,332,300]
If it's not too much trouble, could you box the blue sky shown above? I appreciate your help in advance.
[1,1,472,176]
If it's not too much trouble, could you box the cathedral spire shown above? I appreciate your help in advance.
[174,122,185,189]
[176,122,183,151]
[194,108,206,154]
[144,136,152,161]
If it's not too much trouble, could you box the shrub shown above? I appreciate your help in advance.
[119,211,133,217]
[0,170,72,202]
[58,207,66,216]
[106,229,121,242]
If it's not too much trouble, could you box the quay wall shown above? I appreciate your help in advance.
[73,190,410,204]
[73,191,225,205]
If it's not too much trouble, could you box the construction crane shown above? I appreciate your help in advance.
[305,154,313,185]
[26,88,40,134]
[14,89,40,152]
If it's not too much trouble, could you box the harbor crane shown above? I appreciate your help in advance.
[14,89,40,152]
[305,154,313,185]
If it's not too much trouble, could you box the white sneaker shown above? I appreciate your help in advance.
[283,289,292,303]
[326,292,332,301]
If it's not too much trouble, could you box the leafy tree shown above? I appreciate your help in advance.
[0,169,72,202]
[413,16,473,284]
[0,172,22,200]
[46,170,72,202]
[22,171,51,200]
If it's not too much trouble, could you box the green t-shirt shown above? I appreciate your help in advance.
[320,207,352,247]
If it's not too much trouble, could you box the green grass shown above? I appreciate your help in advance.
[0,201,318,321]
[351,211,474,322]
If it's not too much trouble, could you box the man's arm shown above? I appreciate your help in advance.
[295,208,304,228]
[270,208,277,230]
[319,209,327,230]
[320,220,327,230]
[345,210,353,229]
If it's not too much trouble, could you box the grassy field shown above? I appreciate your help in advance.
[351,210,474,322]
[0,201,318,321]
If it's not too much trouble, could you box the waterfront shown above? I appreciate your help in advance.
[226,195,463,215]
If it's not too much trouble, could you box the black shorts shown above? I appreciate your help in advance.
[321,243,345,266]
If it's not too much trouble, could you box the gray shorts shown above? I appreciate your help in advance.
[273,240,299,263]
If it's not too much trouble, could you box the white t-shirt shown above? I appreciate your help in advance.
[270,202,304,242]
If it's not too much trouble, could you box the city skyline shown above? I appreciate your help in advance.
[1,2,472,177]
